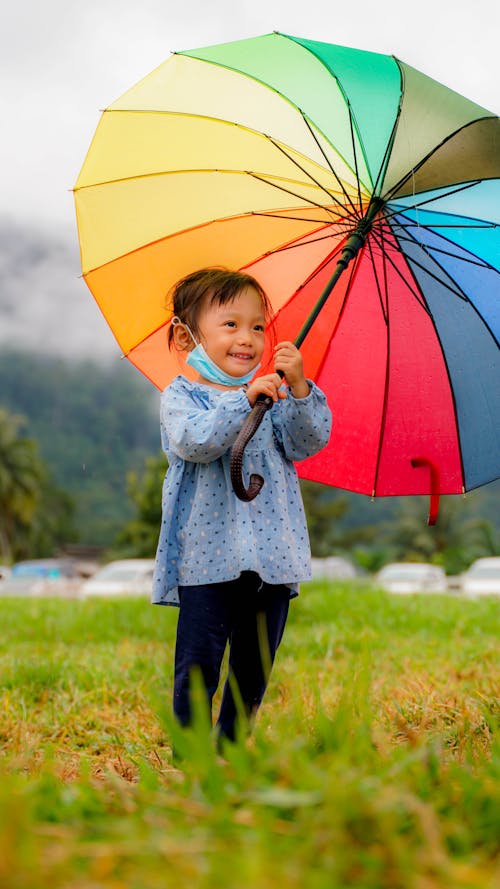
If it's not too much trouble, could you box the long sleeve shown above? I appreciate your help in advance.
[271,381,332,461]
[161,380,251,463]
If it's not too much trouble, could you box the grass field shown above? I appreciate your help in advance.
[0,582,498,889]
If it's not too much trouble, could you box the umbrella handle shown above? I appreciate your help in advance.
[411,457,441,525]
[230,393,274,501]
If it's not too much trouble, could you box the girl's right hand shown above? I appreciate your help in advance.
[245,374,287,407]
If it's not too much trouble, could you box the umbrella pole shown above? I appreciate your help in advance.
[294,197,384,349]
[230,199,384,502]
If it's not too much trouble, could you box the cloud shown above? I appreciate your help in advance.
[0,216,118,360]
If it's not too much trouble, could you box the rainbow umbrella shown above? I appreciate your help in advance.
[74,33,500,519]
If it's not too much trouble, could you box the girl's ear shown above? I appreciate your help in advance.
[172,323,195,353]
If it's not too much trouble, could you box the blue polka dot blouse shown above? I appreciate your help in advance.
[152,376,332,606]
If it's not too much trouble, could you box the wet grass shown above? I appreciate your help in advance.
[0,583,498,888]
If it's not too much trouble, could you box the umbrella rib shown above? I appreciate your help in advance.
[371,227,392,498]
[255,227,353,257]
[347,102,365,212]
[367,237,388,324]
[395,222,497,230]
[388,210,499,274]
[382,116,497,202]
[400,226,500,349]
[383,228,472,303]
[383,180,484,222]
[251,211,350,226]
[75,167,350,193]
[247,172,342,221]
[298,236,358,291]
[373,210,497,251]
[386,216,499,280]
[299,112,360,217]
[302,253,360,382]
[369,229,432,313]
[267,137,355,222]
[371,57,405,198]
[388,231,497,271]
[266,231,359,304]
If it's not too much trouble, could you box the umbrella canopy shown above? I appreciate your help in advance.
[74,32,500,503]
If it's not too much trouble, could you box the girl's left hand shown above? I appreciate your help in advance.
[274,342,310,398]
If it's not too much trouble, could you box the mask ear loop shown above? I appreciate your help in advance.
[171,316,198,347]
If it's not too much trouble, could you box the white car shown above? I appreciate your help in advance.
[460,557,500,597]
[80,559,155,597]
[311,556,359,581]
[376,562,448,594]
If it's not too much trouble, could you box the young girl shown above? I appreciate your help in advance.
[152,267,331,744]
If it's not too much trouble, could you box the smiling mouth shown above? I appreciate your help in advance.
[229,353,253,361]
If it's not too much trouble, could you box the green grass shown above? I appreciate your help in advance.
[0,583,499,888]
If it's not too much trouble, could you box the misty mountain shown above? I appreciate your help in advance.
[0,216,118,361]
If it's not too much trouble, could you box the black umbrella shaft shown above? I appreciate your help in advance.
[230,198,384,502]
[294,197,384,348]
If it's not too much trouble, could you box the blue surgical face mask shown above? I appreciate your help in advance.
[172,317,260,386]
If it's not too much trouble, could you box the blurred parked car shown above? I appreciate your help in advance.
[80,559,155,597]
[0,565,11,583]
[311,556,359,581]
[460,557,500,597]
[376,562,448,594]
[0,559,82,597]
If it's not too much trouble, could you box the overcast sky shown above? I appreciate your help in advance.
[2,0,499,233]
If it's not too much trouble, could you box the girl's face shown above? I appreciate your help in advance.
[196,286,266,380]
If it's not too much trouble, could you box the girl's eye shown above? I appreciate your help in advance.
[254,325,265,332]
[224,321,236,328]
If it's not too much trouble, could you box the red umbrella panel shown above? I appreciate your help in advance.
[249,222,465,500]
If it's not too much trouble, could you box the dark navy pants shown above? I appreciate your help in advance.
[173,571,290,741]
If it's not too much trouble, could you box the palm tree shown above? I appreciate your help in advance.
[0,409,44,563]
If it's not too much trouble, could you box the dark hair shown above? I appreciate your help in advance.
[167,267,273,350]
